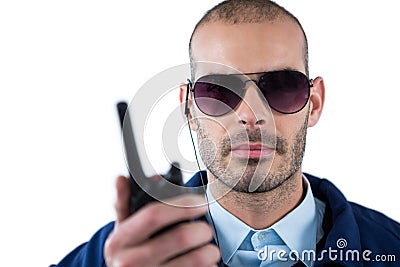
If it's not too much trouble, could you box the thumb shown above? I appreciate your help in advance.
[114,175,131,226]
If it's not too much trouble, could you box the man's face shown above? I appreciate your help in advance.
[190,19,310,194]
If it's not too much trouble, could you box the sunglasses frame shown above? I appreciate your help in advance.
[186,70,313,116]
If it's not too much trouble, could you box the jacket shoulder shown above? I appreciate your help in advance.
[350,202,400,264]
[349,201,400,240]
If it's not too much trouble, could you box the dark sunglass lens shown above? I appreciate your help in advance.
[193,75,243,116]
[258,71,310,114]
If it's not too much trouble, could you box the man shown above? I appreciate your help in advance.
[53,0,400,266]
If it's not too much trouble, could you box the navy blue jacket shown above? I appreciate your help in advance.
[52,173,400,266]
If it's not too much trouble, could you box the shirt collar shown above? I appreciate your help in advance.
[206,185,250,264]
[206,175,323,267]
[272,177,318,267]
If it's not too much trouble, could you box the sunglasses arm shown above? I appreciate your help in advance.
[184,79,193,116]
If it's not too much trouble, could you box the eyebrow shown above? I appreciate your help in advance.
[201,67,299,75]
[193,67,306,81]
[231,67,301,76]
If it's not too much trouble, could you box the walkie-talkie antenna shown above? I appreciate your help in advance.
[116,101,150,205]
[117,102,146,181]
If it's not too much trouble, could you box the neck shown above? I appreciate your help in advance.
[208,169,305,230]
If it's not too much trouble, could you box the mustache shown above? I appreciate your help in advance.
[220,128,288,156]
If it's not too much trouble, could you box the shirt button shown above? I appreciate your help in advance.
[258,231,268,241]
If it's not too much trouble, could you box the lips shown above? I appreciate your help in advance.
[231,143,275,158]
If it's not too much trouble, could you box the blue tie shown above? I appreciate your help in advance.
[227,229,300,267]
[228,231,261,266]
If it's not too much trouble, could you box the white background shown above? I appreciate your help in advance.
[1,1,399,266]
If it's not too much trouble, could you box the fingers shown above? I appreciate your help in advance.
[106,175,218,267]
[114,175,131,225]
[104,193,216,267]
[161,244,221,267]
[108,222,218,267]
[110,194,208,248]
[145,221,213,263]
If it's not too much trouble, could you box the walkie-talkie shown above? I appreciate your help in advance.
[116,101,184,213]
[116,101,222,266]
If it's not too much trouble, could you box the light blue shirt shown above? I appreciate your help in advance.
[206,175,326,267]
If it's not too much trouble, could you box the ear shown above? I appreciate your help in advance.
[307,76,325,127]
[179,83,198,131]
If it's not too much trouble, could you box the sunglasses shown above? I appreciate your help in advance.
[187,70,313,116]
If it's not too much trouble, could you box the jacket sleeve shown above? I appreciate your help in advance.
[50,222,115,267]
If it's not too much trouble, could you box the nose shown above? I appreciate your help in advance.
[235,84,272,127]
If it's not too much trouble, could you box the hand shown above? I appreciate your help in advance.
[103,176,221,267]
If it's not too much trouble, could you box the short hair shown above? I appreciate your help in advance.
[189,0,309,77]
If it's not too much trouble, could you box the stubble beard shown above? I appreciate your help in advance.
[197,115,308,194]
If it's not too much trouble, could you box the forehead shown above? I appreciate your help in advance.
[191,20,305,76]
